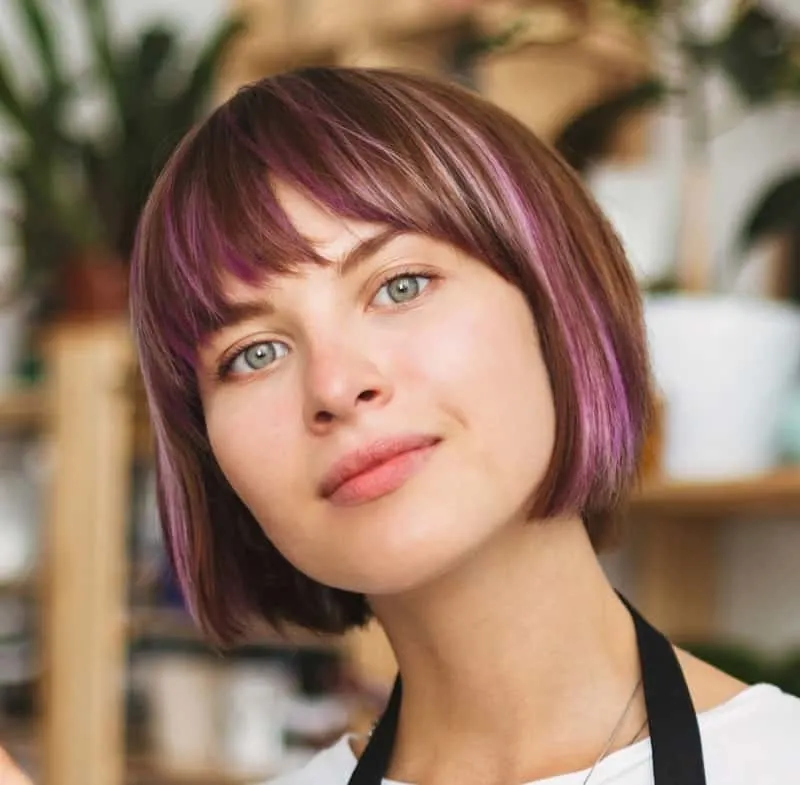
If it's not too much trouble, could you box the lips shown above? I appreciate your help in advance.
[319,434,440,503]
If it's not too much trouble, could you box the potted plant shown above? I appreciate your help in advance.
[552,1,800,480]
[0,0,243,328]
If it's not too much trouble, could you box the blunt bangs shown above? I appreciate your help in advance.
[130,66,654,642]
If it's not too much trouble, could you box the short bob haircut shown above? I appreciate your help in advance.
[130,66,655,646]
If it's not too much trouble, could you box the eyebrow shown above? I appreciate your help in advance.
[214,226,408,332]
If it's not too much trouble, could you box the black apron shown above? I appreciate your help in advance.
[346,596,707,785]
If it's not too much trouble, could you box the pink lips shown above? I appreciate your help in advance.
[319,434,440,506]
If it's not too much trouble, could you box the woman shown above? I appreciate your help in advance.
[130,67,800,785]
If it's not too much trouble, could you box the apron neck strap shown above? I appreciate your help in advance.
[620,595,707,785]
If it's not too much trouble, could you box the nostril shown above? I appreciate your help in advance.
[357,389,379,402]
[314,410,334,424]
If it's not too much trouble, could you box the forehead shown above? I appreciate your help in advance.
[273,180,383,261]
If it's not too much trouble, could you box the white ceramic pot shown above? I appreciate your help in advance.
[644,294,800,479]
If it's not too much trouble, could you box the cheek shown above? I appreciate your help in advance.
[204,385,302,512]
[404,287,554,426]
[401,286,556,489]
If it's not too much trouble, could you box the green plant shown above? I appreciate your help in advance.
[0,0,243,309]
[740,171,800,302]
[555,2,800,175]
[684,639,800,698]
[544,1,800,294]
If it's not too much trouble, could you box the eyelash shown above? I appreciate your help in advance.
[215,266,437,381]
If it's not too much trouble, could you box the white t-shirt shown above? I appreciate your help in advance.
[268,684,800,784]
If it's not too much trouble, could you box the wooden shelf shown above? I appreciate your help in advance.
[127,757,271,785]
[0,578,35,598]
[0,387,45,431]
[629,468,800,521]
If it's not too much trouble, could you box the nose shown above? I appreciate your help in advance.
[302,340,393,431]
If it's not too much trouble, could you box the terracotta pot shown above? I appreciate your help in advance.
[61,252,128,320]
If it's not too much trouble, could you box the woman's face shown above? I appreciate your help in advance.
[197,183,556,595]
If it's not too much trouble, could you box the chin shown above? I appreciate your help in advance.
[320,556,460,598]
[305,500,493,597]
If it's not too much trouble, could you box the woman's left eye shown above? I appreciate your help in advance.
[218,340,289,379]
[372,273,432,306]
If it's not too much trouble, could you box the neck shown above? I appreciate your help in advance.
[367,516,646,785]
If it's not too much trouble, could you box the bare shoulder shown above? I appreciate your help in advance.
[674,645,752,712]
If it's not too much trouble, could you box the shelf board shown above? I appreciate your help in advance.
[629,468,800,520]
[128,757,272,785]
[0,387,45,431]
[0,577,35,597]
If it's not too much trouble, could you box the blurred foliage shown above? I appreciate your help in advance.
[0,0,243,305]
[685,640,800,698]
[742,173,800,244]
[555,1,800,174]
[716,5,799,103]
[740,171,800,301]
[555,78,666,173]
[547,1,800,300]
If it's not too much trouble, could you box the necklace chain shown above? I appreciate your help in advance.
[582,677,647,785]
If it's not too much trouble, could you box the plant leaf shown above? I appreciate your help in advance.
[108,16,243,260]
[131,24,178,95]
[0,49,34,133]
[171,16,245,120]
[79,0,124,117]
[716,6,794,103]
[740,172,800,246]
[12,0,64,98]
[555,78,666,173]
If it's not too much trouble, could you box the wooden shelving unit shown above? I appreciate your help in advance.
[630,469,800,520]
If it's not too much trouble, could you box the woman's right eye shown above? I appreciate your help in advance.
[220,340,289,378]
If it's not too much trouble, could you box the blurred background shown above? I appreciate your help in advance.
[1,0,800,783]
